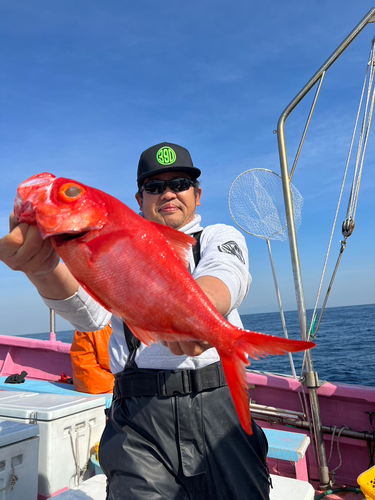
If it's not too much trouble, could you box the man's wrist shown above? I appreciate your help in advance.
[26,263,79,300]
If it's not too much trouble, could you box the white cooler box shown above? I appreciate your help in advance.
[0,419,39,500]
[0,392,106,499]
[270,474,315,500]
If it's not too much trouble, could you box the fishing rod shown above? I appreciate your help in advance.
[276,7,375,490]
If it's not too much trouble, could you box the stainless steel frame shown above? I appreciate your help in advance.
[276,7,375,489]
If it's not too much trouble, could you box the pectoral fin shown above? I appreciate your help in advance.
[150,222,196,268]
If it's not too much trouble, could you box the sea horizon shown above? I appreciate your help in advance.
[10,301,373,338]
[2,303,374,387]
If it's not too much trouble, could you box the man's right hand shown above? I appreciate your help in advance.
[0,214,60,277]
[0,213,79,300]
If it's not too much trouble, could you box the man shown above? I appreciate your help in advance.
[0,142,270,499]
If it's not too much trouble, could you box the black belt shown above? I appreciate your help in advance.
[114,361,227,399]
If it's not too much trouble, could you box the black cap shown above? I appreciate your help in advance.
[137,142,201,186]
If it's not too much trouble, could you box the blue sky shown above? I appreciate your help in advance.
[0,1,374,336]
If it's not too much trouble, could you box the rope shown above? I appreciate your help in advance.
[308,37,375,342]
[69,423,93,486]
[329,426,350,483]
[367,431,375,468]
[327,426,337,465]
[0,464,18,492]
[347,39,375,223]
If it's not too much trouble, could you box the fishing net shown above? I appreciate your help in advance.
[228,168,303,241]
[228,168,304,382]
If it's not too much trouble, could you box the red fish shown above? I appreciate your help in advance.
[14,173,314,434]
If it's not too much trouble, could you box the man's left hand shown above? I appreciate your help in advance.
[161,340,212,356]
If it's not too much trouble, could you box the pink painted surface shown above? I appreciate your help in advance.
[247,370,375,489]
[0,335,72,381]
[39,486,69,499]
[295,458,309,482]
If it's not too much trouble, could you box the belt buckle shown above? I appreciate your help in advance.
[157,370,192,396]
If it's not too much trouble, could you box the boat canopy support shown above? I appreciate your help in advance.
[276,7,375,490]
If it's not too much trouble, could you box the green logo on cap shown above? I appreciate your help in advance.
[156,147,176,165]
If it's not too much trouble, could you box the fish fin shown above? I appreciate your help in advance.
[79,243,93,262]
[150,222,196,268]
[219,329,314,435]
[220,352,253,435]
[125,323,160,347]
[236,330,315,361]
[122,323,196,348]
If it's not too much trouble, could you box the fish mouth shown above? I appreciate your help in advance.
[53,231,90,242]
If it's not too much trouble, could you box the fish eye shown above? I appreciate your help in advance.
[58,183,86,202]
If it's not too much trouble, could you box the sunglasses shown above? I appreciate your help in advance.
[141,177,196,195]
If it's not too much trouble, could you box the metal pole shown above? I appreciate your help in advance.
[266,239,298,379]
[276,8,375,489]
[49,308,56,342]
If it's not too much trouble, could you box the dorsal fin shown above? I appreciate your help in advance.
[150,222,196,268]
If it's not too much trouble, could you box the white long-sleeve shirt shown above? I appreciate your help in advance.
[42,215,251,374]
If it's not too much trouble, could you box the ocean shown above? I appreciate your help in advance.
[23,303,375,387]
[241,303,375,387]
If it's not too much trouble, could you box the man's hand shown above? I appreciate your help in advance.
[161,340,212,356]
[161,276,231,357]
[0,215,60,277]
[0,213,79,299]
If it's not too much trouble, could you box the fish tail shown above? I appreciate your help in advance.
[219,328,315,435]
[220,352,254,435]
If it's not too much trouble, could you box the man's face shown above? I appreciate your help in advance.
[135,171,202,229]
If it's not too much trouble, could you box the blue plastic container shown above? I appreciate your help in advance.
[90,454,104,475]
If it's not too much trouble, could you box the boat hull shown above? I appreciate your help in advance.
[247,369,375,488]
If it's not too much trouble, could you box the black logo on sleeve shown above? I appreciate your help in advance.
[217,241,245,264]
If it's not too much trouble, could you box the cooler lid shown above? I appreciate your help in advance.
[0,419,39,447]
[0,391,106,421]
